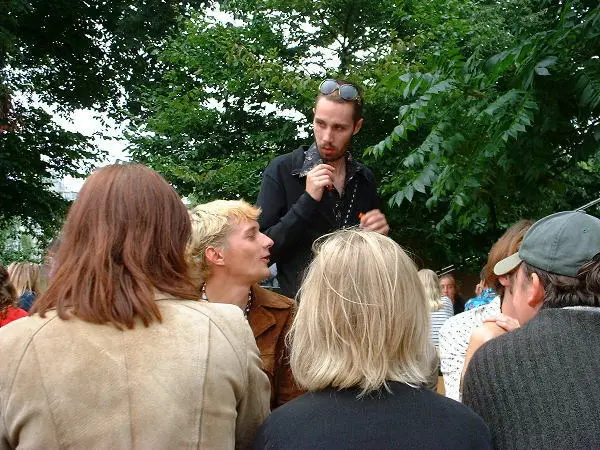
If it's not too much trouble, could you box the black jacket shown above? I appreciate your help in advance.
[256,145,380,298]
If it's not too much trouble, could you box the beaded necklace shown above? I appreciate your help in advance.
[201,282,253,318]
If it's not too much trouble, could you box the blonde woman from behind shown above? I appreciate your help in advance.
[253,229,491,449]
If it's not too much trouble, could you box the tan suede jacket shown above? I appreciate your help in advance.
[249,286,305,409]
[0,296,271,449]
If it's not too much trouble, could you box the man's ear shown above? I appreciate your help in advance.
[352,118,364,135]
[205,247,225,267]
[527,272,545,308]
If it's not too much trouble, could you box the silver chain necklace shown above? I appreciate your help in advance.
[201,282,253,318]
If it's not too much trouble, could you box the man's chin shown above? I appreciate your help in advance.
[319,149,346,163]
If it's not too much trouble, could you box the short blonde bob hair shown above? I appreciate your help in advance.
[418,269,443,311]
[290,228,435,396]
[187,200,260,282]
[7,262,40,297]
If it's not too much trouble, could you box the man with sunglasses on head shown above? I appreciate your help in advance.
[257,79,389,299]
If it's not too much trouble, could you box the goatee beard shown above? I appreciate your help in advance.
[322,152,345,163]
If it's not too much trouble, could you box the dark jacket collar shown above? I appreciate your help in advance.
[291,144,362,181]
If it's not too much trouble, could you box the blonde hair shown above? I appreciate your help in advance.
[186,200,260,281]
[290,228,435,397]
[418,269,443,311]
[7,262,40,297]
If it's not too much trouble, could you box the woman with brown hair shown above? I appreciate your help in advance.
[0,164,270,449]
[0,264,27,327]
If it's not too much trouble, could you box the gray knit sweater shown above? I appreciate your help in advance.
[463,308,600,449]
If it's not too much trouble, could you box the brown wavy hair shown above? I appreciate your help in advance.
[485,219,534,296]
[0,265,19,320]
[31,164,199,329]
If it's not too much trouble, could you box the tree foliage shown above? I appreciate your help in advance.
[371,1,600,239]
[127,1,405,199]
[0,0,208,237]
[129,0,600,269]
[0,217,43,266]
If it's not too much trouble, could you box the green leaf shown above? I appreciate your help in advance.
[403,79,413,99]
[537,56,558,68]
[413,179,426,193]
[393,124,405,139]
[425,80,454,95]
[405,185,415,202]
[535,66,551,76]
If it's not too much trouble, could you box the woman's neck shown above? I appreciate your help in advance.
[203,275,251,310]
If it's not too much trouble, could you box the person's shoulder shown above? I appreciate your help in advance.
[419,388,490,430]
[165,300,255,362]
[470,322,506,347]
[266,147,305,170]
[159,298,251,341]
[5,306,28,320]
[0,311,57,340]
[260,390,318,424]
[162,298,246,325]
[355,160,376,181]
[468,321,522,368]
[0,313,59,380]
[253,392,314,447]
[384,383,490,436]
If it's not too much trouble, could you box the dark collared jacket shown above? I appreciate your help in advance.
[249,285,304,409]
[257,145,380,298]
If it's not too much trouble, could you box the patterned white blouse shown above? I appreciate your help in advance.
[439,296,501,401]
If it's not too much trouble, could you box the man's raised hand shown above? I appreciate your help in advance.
[305,164,335,201]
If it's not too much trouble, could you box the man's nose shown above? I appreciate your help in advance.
[262,233,274,248]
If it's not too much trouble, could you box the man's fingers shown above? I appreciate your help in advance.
[309,164,335,175]
[359,209,390,235]
[314,174,333,185]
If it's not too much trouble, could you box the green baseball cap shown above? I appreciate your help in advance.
[494,211,600,277]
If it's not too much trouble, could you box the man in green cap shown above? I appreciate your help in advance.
[462,210,600,450]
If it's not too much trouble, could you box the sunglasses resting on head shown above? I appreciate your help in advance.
[319,79,361,103]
